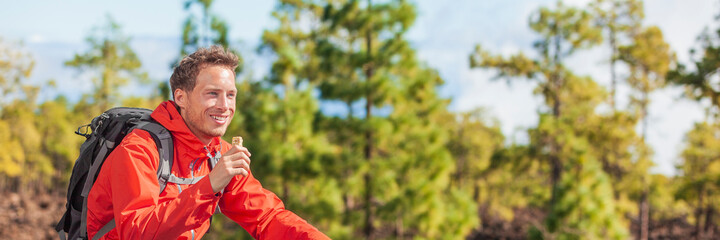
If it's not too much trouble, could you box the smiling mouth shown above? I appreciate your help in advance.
[211,115,229,123]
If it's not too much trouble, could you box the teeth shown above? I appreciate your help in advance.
[211,116,226,121]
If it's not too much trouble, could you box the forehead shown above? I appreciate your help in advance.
[195,65,236,90]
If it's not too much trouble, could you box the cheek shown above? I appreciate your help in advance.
[225,98,235,111]
[200,98,217,111]
[205,97,217,107]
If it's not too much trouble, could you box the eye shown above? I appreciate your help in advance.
[208,92,219,96]
[228,93,236,98]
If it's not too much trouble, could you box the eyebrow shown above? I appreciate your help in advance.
[203,87,237,93]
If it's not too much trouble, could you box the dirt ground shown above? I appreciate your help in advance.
[0,191,714,240]
[0,191,65,240]
[466,206,713,240]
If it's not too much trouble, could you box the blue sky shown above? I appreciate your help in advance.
[1,0,717,175]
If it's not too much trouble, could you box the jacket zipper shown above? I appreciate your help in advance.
[177,157,202,240]
[180,147,212,240]
[175,184,195,240]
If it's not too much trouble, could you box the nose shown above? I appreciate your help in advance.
[216,93,230,110]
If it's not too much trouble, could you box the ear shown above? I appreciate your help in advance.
[174,88,187,109]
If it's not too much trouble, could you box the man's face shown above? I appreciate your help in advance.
[175,65,236,145]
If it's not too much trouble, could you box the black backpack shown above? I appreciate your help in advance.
[55,107,175,240]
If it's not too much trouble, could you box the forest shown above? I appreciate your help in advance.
[1,0,720,239]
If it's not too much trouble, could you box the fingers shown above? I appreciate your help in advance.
[209,144,252,192]
[226,145,252,157]
[227,156,250,170]
[225,161,249,177]
[219,147,251,178]
[215,160,249,178]
[225,146,252,156]
[235,168,249,177]
[224,150,251,165]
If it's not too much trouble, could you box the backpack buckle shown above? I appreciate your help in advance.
[75,124,92,137]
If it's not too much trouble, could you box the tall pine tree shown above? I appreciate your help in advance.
[669,13,720,239]
[176,0,243,73]
[590,0,643,109]
[471,1,629,238]
[65,15,148,113]
[311,0,479,238]
[618,25,675,239]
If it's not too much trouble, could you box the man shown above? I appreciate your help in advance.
[86,46,330,239]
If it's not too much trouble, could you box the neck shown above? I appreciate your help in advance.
[199,136,212,146]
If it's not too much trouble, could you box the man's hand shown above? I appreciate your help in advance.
[208,145,252,193]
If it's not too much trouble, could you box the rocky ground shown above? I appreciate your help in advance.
[467,207,712,240]
[0,191,65,240]
[0,191,714,239]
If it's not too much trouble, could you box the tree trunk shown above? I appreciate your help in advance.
[609,28,617,110]
[364,172,373,240]
[363,1,375,239]
[345,100,354,119]
[638,84,650,240]
[454,125,466,187]
[473,184,480,203]
[203,6,210,47]
[549,25,563,207]
[396,214,404,240]
[549,72,562,207]
[641,88,648,141]
[282,180,289,202]
[697,189,705,240]
[342,193,351,224]
[705,206,715,238]
[550,151,561,206]
[638,190,649,240]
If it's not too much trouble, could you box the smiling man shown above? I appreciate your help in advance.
[85,46,329,240]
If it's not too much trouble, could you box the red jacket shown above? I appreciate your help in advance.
[87,101,329,240]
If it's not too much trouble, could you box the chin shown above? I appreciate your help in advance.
[208,128,228,138]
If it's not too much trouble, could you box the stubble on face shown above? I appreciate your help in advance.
[184,101,229,138]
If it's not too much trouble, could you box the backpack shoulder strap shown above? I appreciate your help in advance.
[133,121,174,193]
[134,121,206,190]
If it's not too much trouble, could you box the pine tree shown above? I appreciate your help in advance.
[470,1,631,238]
[668,14,720,239]
[619,26,674,141]
[446,108,504,203]
[578,98,650,239]
[225,1,347,238]
[65,15,148,113]
[590,0,643,109]
[0,38,34,189]
[0,38,48,193]
[0,37,34,107]
[676,122,720,239]
[308,0,478,238]
[36,97,83,189]
[532,73,628,239]
[381,65,480,239]
[472,0,602,207]
[177,0,243,73]
[618,25,675,239]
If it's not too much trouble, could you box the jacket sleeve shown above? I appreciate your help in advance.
[219,172,330,240]
[104,130,220,240]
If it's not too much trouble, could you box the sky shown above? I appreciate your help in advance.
[1,0,717,176]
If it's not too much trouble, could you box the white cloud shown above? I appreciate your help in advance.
[28,34,46,43]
